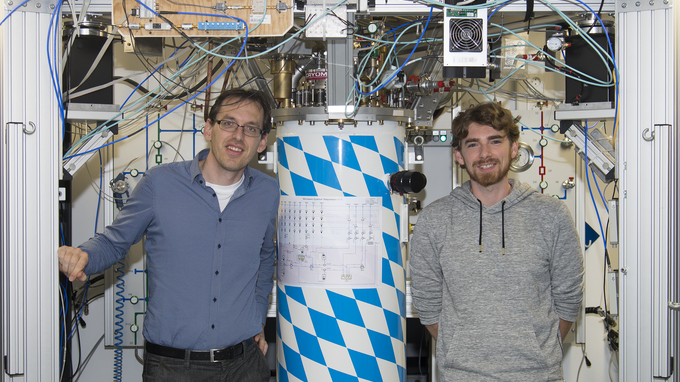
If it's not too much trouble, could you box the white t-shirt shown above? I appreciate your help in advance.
[205,174,245,211]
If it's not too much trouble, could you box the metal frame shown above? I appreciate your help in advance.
[617,0,679,379]
[1,9,60,381]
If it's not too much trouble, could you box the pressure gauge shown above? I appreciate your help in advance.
[510,141,534,172]
[546,36,564,52]
[367,22,379,34]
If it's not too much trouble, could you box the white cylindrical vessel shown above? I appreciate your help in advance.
[276,120,407,382]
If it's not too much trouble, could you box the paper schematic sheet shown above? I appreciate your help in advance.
[277,196,382,288]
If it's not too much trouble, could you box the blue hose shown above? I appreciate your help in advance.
[113,261,126,381]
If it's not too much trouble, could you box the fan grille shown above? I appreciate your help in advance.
[449,18,484,52]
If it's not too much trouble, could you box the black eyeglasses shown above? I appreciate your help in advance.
[214,120,263,138]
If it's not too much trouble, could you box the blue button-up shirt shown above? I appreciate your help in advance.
[80,149,279,350]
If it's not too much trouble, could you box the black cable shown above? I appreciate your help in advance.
[543,45,562,71]
[113,57,225,100]
[418,325,426,376]
[122,0,196,95]
[68,318,83,379]
[596,0,605,17]
[83,292,105,308]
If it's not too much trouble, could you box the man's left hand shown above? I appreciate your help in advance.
[254,329,268,355]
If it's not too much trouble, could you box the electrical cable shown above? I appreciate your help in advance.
[609,350,619,382]
[345,8,435,116]
[67,0,351,159]
[62,151,102,345]
[180,0,348,62]
[67,54,218,102]
[0,0,31,27]
[489,15,615,86]
[68,317,83,380]
[584,120,608,251]
[172,83,193,162]
[119,40,190,109]
[166,0,214,9]
[73,334,105,382]
[539,0,619,111]
[113,260,125,382]
[592,168,609,213]
[122,0,197,96]
[355,7,433,96]
[477,78,494,102]
[65,33,117,95]
[47,0,66,140]
[611,67,619,140]
[66,38,218,153]
[583,118,620,358]
[576,343,588,381]
[488,0,512,19]
[59,282,67,380]
[64,36,246,160]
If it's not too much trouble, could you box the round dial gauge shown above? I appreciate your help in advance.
[546,36,564,52]
[510,142,535,172]
[367,22,379,34]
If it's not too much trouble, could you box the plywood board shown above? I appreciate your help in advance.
[112,0,294,37]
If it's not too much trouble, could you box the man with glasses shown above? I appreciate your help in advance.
[58,88,279,381]
[409,102,584,381]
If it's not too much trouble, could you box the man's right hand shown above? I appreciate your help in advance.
[57,246,89,282]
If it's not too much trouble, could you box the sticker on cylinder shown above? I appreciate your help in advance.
[278,196,382,287]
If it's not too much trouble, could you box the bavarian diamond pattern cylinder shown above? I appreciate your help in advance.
[276,121,407,382]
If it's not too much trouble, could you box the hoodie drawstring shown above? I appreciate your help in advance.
[477,199,483,253]
[501,200,506,255]
[477,199,507,255]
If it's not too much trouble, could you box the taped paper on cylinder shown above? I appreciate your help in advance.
[277,196,382,287]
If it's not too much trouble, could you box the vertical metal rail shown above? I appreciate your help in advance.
[1,9,60,382]
[575,158,587,344]
[617,0,678,379]
[672,2,680,377]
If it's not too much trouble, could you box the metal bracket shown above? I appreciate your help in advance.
[5,121,24,135]
[670,301,680,311]
[616,0,671,13]
[643,123,672,142]
[6,121,37,135]
[5,0,60,14]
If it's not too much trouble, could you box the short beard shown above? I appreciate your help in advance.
[468,154,512,187]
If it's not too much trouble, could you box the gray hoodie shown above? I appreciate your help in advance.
[410,179,584,381]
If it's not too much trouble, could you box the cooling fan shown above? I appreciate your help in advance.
[443,8,488,69]
[449,18,484,52]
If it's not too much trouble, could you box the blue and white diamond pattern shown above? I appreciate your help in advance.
[276,123,406,382]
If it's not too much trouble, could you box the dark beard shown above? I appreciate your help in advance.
[468,158,511,187]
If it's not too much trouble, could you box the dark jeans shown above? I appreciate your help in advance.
[142,342,270,382]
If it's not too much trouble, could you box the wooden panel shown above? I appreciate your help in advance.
[112,0,294,37]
